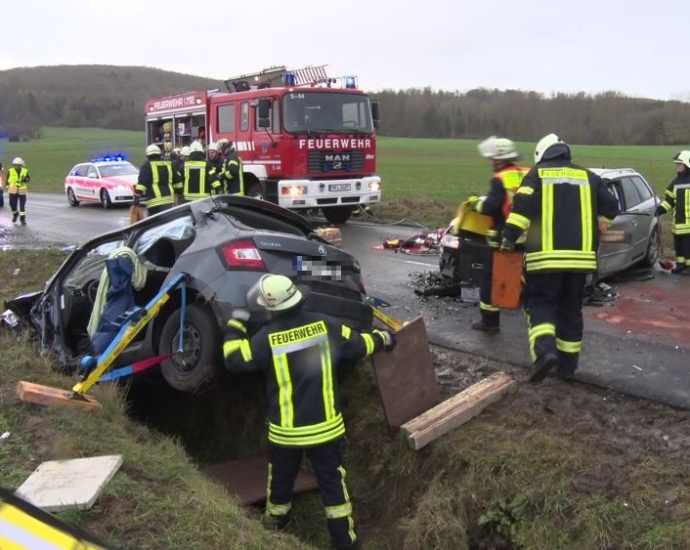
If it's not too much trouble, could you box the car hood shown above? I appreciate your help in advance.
[5,291,43,322]
[106,175,138,186]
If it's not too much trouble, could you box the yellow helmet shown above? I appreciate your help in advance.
[477,136,520,160]
[673,150,690,169]
[252,274,304,312]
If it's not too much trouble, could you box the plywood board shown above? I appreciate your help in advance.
[401,372,517,450]
[370,316,439,432]
[15,455,123,512]
[201,455,318,506]
[16,381,102,412]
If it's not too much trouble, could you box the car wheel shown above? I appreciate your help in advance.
[245,182,263,200]
[67,187,80,207]
[640,226,660,267]
[159,304,221,392]
[100,188,113,209]
[323,206,353,224]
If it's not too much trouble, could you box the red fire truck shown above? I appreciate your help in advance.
[144,65,382,224]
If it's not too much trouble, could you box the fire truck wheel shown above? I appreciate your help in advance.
[245,182,263,200]
[159,304,221,392]
[322,206,353,224]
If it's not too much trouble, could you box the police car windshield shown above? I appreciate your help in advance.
[98,163,139,177]
[282,92,374,135]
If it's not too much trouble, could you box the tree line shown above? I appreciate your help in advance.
[2,66,690,145]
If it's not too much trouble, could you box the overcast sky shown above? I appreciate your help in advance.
[2,0,687,101]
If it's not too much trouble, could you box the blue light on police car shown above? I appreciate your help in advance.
[90,154,127,162]
[283,72,296,86]
[344,76,357,89]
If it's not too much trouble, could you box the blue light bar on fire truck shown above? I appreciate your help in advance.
[344,76,358,89]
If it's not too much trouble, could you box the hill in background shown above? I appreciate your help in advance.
[0,65,221,134]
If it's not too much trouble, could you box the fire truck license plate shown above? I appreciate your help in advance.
[328,183,351,192]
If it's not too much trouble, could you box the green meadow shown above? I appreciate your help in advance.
[1,127,682,227]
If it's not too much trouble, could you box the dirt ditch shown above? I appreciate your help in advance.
[123,343,690,549]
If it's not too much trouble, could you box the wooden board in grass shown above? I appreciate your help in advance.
[400,372,517,450]
[16,381,102,412]
[370,316,440,433]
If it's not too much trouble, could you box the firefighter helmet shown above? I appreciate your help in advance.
[673,150,690,169]
[190,141,204,154]
[252,274,304,312]
[534,133,569,163]
[12,157,25,166]
[477,136,520,160]
[180,146,191,157]
[207,141,217,153]
[145,144,162,156]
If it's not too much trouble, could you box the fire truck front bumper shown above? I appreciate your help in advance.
[277,176,382,209]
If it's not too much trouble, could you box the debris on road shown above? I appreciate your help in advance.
[374,231,442,255]
[409,271,480,303]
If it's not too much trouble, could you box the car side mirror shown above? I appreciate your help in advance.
[371,101,380,130]
[257,98,271,129]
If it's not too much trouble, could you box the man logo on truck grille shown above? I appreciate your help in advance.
[332,161,342,170]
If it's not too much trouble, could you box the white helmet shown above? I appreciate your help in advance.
[146,144,162,156]
[534,133,568,163]
[252,274,304,312]
[190,141,204,154]
[207,141,217,152]
[12,157,25,166]
[673,150,690,169]
[477,136,520,160]
[180,146,191,157]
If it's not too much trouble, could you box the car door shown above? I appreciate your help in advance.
[629,174,657,250]
[620,176,654,262]
[85,164,100,200]
[597,180,634,278]
[71,164,88,199]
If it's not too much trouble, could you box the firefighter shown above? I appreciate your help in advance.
[467,136,529,333]
[218,139,244,195]
[206,141,223,187]
[657,150,690,274]
[7,157,30,224]
[0,160,4,208]
[501,134,620,382]
[223,274,396,550]
[181,141,220,201]
[134,145,180,216]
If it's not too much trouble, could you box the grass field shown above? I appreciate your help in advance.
[0,127,683,228]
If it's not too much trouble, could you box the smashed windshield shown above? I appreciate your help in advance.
[99,163,139,178]
[282,92,374,134]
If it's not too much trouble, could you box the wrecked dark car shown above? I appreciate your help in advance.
[6,195,373,392]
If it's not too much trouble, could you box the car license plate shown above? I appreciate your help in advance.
[328,183,351,192]
[294,256,342,281]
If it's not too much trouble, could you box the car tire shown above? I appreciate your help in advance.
[100,188,113,209]
[67,187,80,207]
[159,304,221,392]
[323,206,353,224]
[640,226,660,267]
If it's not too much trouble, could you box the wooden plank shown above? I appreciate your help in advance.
[201,455,318,506]
[315,226,342,247]
[401,372,517,450]
[370,316,440,432]
[16,381,102,412]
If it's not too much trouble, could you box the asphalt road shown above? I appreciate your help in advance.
[2,194,689,408]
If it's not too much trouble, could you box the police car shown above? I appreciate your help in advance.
[65,157,139,208]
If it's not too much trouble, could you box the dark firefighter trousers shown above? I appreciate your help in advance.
[266,438,357,548]
[523,271,587,376]
[674,235,690,268]
[9,193,27,222]
[479,253,500,327]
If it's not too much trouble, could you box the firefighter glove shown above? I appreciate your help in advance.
[499,238,516,252]
[132,195,140,206]
[374,329,397,352]
[656,205,665,216]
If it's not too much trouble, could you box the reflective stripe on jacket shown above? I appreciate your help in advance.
[503,160,620,273]
[224,310,386,447]
[7,167,30,195]
[135,160,176,209]
[659,174,690,235]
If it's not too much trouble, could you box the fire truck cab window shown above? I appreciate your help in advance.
[218,104,235,134]
[240,102,250,132]
[282,92,375,134]
[254,100,280,133]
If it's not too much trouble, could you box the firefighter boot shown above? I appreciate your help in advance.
[471,320,500,333]
[527,352,558,383]
[12,212,18,223]
[261,513,290,532]
[20,216,26,226]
